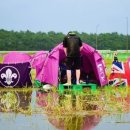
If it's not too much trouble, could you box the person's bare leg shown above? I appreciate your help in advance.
[76,69,80,84]
[66,70,71,85]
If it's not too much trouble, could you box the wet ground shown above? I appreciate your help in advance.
[0,88,130,130]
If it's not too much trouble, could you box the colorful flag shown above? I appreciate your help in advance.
[0,62,32,88]
[109,61,130,86]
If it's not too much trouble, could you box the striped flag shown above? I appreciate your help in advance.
[109,61,130,86]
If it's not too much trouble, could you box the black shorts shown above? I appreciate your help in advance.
[66,57,81,70]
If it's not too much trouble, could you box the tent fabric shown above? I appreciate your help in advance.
[31,51,48,79]
[36,43,108,87]
[127,57,130,62]
[3,51,32,64]
[31,51,48,69]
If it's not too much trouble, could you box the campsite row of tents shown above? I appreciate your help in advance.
[0,42,130,88]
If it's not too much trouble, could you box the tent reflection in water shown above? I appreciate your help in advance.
[36,90,101,130]
[36,43,108,87]
[48,114,101,130]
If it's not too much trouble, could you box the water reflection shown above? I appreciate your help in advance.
[36,90,101,130]
[48,114,100,130]
[0,89,32,113]
[0,88,130,130]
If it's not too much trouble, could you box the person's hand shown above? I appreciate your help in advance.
[80,46,83,51]
[63,48,67,56]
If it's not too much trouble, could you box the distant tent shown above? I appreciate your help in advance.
[36,43,108,87]
[3,51,32,64]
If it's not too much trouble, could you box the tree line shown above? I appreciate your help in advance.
[0,29,129,51]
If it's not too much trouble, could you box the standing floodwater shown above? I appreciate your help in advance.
[0,87,130,130]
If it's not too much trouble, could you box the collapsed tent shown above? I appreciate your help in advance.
[36,43,108,87]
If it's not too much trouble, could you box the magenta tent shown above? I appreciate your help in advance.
[36,43,108,87]
[31,51,48,79]
[127,57,130,62]
[1,51,32,88]
[3,51,32,64]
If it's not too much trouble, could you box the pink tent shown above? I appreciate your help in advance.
[127,57,130,62]
[36,43,108,87]
[3,51,32,64]
[31,51,48,79]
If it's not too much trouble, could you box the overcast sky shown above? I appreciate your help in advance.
[0,0,129,34]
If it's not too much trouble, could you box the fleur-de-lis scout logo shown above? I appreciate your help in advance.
[0,66,20,87]
[1,68,17,85]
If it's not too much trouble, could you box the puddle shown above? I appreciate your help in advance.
[0,88,130,130]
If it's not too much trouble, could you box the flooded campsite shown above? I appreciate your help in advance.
[1,46,130,130]
[0,0,130,129]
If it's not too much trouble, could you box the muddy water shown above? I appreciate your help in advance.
[0,89,130,130]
